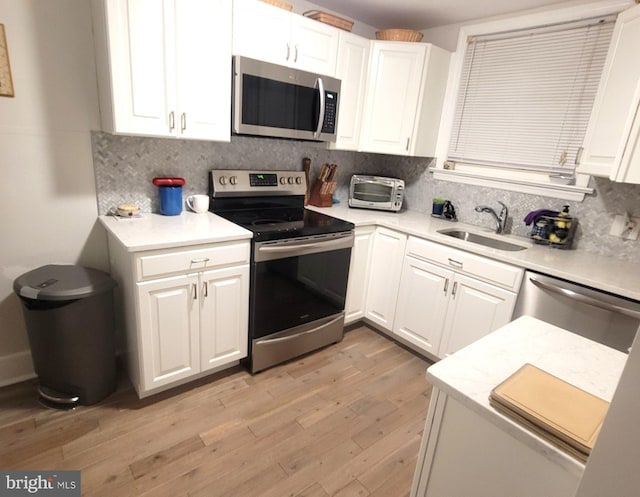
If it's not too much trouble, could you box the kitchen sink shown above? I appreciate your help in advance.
[437,229,528,251]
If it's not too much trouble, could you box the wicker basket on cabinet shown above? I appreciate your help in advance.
[303,10,354,31]
[376,29,423,42]
[259,0,293,11]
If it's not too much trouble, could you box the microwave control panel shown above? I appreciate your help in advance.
[321,91,338,133]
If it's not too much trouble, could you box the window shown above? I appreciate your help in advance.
[432,3,626,201]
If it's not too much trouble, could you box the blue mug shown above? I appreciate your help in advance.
[159,186,182,216]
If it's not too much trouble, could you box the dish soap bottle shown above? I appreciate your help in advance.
[550,205,572,244]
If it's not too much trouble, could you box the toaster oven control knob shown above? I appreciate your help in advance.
[279,177,287,185]
[295,177,302,184]
[229,176,237,185]
[287,177,294,184]
[218,176,228,186]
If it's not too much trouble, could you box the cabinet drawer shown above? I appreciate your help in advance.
[406,237,523,291]
[135,242,250,280]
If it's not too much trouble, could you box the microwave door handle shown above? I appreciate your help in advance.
[314,77,325,139]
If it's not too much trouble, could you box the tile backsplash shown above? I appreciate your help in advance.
[92,132,640,263]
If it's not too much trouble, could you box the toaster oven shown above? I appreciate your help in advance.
[348,175,405,212]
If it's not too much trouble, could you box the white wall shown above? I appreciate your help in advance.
[574,325,640,497]
[0,0,108,385]
[420,0,634,51]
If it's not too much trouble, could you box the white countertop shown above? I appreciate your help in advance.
[426,315,627,477]
[309,205,640,301]
[99,212,252,252]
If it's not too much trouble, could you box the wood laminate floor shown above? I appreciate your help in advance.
[0,325,432,497]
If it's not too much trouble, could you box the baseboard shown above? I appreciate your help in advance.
[0,350,36,387]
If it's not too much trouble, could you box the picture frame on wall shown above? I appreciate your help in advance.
[0,24,15,97]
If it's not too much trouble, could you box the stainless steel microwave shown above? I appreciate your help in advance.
[232,56,340,142]
[348,175,405,212]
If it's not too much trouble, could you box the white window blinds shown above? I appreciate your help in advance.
[448,17,615,174]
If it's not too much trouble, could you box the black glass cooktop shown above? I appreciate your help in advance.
[211,196,354,242]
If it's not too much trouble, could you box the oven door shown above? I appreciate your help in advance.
[251,231,353,340]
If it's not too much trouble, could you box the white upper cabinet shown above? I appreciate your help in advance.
[232,0,339,76]
[331,32,370,151]
[92,0,231,141]
[359,41,450,156]
[578,4,640,183]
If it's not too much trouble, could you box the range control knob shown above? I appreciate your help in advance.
[279,177,287,185]
[218,176,228,186]
[229,176,238,185]
[295,177,303,184]
[287,177,294,184]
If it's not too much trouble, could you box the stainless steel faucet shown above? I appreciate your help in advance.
[475,201,509,234]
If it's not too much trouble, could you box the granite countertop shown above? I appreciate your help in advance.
[426,315,627,477]
[308,205,640,301]
[99,212,252,252]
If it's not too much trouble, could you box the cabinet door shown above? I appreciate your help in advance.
[365,228,407,330]
[439,274,517,357]
[174,0,231,141]
[578,4,640,181]
[232,0,291,65]
[199,266,249,371]
[394,257,452,357]
[102,0,174,137]
[360,42,426,155]
[332,32,370,151]
[291,15,339,76]
[137,274,199,391]
[345,226,375,324]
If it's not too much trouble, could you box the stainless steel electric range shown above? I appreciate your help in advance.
[209,170,355,373]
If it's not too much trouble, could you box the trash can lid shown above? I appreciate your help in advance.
[13,264,116,301]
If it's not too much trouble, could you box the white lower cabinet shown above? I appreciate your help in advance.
[390,236,522,359]
[365,227,408,330]
[438,273,517,357]
[393,257,451,356]
[138,274,200,389]
[411,390,580,497]
[344,226,375,324]
[108,237,249,398]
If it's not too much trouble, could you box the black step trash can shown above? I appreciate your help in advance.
[14,264,117,408]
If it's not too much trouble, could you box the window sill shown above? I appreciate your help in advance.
[430,167,593,201]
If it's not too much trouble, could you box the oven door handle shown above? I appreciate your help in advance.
[314,77,325,139]
[529,276,640,319]
[255,314,344,345]
[255,233,353,261]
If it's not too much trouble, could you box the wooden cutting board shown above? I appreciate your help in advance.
[489,363,610,460]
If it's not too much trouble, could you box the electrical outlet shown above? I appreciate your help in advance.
[610,214,640,240]
[624,218,640,240]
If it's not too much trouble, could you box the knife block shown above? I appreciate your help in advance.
[309,180,335,207]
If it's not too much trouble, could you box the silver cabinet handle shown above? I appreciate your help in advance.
[169,111,175,131]
[203,281,208,298]
[448,258,463,269]
[181,112,186,132]
[294,44,299,63]
[529,276,640,319]
[192,282,197,300]
[451,281,458,298]
[286,42,290,61]
[191,258,210,264]
[443,279,449,296]
[406,137,410,151]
